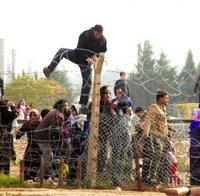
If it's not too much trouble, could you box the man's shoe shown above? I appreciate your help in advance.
[43,67,51,78]
[115,186,122,191]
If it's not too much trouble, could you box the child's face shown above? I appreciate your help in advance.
[116,90,124,97]
[30,113,37,122]
[71,106,78,117]
[104,90,111,100]
[120,75,126,80]
[136,111,144,118]
[20,100,26,106]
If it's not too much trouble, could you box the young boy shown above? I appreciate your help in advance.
[68,104,89,183]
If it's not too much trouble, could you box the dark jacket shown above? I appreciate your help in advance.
[68,28,107,65]
[34,109,64,144]
[114,79,129,96]
[0,101,18,160]
[100,100,112,114]
[0,78,4,97]
[111,95,133,114]
[16,120,41,150]
[16,120,42,180]
[189,120,200,147]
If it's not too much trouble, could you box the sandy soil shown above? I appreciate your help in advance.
[8,139,167,195]
[0,188,166,196]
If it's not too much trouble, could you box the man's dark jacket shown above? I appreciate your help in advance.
[114,79,129,96]
[68,28,107,65]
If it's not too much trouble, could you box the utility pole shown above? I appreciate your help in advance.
[0,39,4,97]
[11,49,16,80]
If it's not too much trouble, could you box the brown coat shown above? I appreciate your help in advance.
[141,103,171,138]
[34,109,64,142]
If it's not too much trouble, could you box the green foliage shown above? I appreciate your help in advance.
[51,70,70,86]
[129,42,200,108]
[5,75,73,111]
[51,70,75,103]
[196,61,200,74]
[155,52,179,103]
[179,50,196,80]
[34,71,38,80]
[179,50,197,103]
[22,69,26,76]
[0,173,28,187]
[129,41,157,108]
[136,41,156,77]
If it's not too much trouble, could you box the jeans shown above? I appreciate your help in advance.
[48,48,92,105]
[142,135,170,186]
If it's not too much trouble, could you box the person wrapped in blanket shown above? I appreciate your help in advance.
[110,88,134,189]
[131,107,146,158]
[68,104,90,184]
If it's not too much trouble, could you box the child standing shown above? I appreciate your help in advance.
[68,104,89,183]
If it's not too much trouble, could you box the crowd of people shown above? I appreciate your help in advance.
[0,80,185,190]
[0,23,199,191]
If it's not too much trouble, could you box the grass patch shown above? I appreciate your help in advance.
[0,173,28,188]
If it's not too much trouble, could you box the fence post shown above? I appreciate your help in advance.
[135,158,142,191]
[39,158,45,188]
[59,158,64,188]
[76,157,82,187]
[87,53,104,187]
[19,160,24,181]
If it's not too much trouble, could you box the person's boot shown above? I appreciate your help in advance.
[43,67,51,78]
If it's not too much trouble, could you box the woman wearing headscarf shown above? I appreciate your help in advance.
[189,109,200,185]
[16,109,42,180]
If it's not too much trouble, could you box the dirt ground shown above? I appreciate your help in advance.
[0,188,166,196]
[9,139,167,195]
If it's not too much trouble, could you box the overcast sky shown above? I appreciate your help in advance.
[1,0,200,75]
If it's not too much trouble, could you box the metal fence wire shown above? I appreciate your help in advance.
[3,109,195,190]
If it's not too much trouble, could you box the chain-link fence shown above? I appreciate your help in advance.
[2,109,195,191]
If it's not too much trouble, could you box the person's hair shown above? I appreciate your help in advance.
[100,86,110,96]
[0,100,7,111]
[156,91,168,101]
[53,99,67,110]
[17,99,25,108]
[40,108,50,118]
[194,109,200,121]
[93,24,103,33]
[135,107,144,113]
[120,71,126,76]
[116,88,124,93]
[30,109,41,121]
[70,104,80,115]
